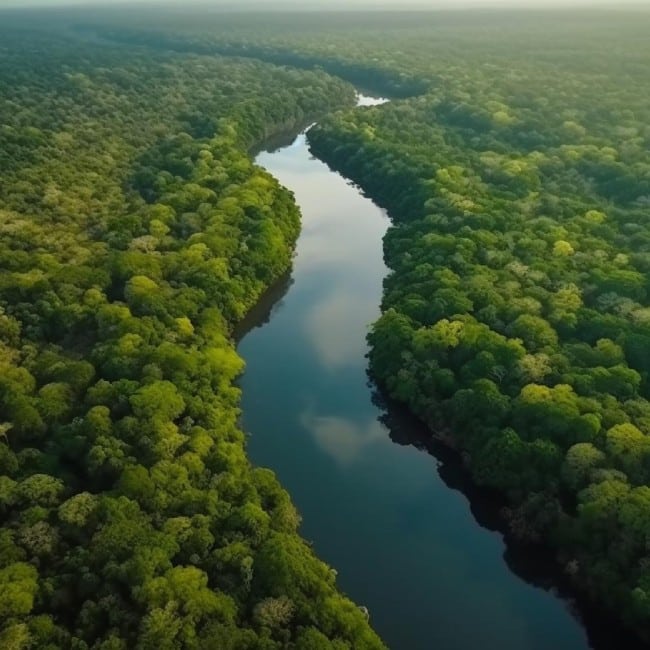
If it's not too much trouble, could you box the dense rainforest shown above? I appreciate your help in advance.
[81,8,650,643]
[3,6,650,647]
[309,26,650,640]
[0,23,387,650]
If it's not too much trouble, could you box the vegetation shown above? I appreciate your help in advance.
[97,6,650,640]
[0,24,385,649]
[304,13,650,640]
[4,6,650,646]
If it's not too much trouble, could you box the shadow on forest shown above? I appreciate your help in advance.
[371,384,647,650]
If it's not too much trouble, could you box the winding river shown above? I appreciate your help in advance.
[237,95,622,650]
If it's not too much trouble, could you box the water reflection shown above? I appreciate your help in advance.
[303,288,374,370]
[232,271,294,342]
[257,133,389,281]
[301,409,385,465]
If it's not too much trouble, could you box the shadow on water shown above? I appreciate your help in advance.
[248,124,315,158]
[232,271,294,343]
[373,385,646,650]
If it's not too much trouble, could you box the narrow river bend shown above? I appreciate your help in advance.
[237,94,594,650]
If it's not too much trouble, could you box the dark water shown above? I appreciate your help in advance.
[236,96,623,650]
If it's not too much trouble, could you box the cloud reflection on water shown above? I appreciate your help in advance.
[303,288,376,370]
[300,409,386,466]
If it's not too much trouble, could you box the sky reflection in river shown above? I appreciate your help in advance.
[304,288,376,369]
[256,130,389,372]
[301,410,386,465]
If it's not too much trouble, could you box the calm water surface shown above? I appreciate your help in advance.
[237,95,596,650]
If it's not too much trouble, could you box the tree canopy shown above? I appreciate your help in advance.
[0,22,383,649]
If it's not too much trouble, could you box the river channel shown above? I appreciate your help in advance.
[237,94,617,650]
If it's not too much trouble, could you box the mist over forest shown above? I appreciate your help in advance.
[1,0,650,9]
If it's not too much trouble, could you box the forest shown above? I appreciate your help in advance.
[0,20,385,650]
[259,11,650,641]
[2,6,650,648]
[306,20,650,640]
[82,7,650,642]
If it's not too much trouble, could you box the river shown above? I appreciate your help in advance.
[236,94,620,650]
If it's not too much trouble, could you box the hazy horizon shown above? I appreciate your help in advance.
[1,0,648,10]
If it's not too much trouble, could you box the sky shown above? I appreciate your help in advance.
[0,0,648,8]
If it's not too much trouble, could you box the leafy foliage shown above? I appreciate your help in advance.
[300,12,650,640]
[0,24,383,649]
